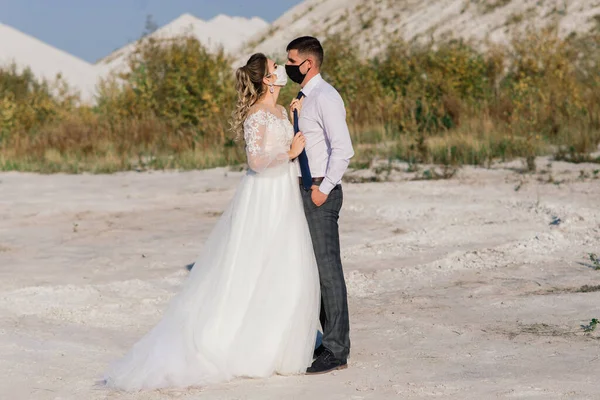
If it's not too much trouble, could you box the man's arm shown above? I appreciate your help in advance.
[318,90,355,195]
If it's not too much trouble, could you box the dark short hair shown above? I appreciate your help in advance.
[286,36,324,67]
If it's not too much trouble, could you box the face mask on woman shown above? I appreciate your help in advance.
[271,65,288,86]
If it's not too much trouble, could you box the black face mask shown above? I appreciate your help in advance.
[285,59,310,85]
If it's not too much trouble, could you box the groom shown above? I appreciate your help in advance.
[286,36,354,375]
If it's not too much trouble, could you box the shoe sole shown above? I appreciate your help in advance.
[305,364,348,375]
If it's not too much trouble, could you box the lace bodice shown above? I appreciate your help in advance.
[243,107,294,173]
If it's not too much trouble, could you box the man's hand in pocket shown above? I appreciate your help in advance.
[311,185,328,207]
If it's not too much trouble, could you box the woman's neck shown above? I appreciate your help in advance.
[257,89,280,108]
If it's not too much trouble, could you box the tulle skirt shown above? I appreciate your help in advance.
[103,162,320,390]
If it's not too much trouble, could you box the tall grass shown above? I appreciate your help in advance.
[1,27,599,173]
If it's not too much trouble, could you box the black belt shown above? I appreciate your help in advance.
[299,177,324,185]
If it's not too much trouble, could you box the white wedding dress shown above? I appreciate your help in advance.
[103,105,320,391]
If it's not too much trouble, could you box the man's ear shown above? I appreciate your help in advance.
[305,57,314,72]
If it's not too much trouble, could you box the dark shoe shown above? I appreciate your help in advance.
[306,349,347,375]
[313,344,326,360]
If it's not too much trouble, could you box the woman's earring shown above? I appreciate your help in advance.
[269,84,274,94]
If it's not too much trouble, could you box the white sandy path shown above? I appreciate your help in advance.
[1,158,600,399]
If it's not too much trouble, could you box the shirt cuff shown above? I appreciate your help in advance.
[319,179,335,195]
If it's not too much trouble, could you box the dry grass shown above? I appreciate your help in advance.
[1,28,599,173]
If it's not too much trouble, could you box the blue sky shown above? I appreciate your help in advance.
[0,0,301,63]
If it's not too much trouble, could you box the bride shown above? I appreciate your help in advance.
[103,53,320,391]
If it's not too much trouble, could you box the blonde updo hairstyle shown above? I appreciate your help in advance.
[231,53,269,139]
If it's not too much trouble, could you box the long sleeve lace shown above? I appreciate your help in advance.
[243,110,290,173]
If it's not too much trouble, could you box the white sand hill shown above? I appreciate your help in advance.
[96,13,268,78]
[3,1,600,101]
[0,13,267,103]
[242,0,600,63]
[0,23,101,103]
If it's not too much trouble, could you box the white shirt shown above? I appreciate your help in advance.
[297,74,355,195]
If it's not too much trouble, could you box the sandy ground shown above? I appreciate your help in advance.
[1,157,599,400]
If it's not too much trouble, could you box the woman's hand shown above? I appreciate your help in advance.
[290,97,304,125]
[288,132,306,160]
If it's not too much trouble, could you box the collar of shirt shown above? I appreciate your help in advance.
[301,73,323,97]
